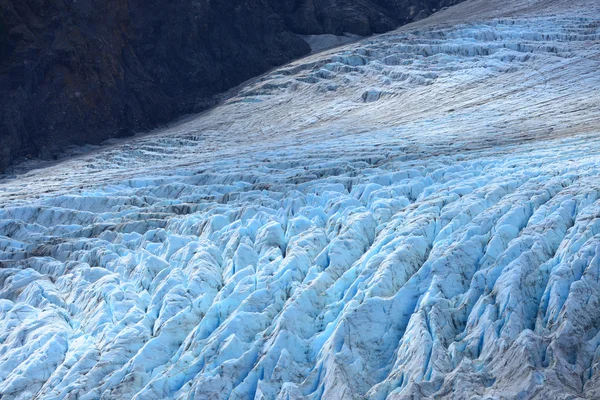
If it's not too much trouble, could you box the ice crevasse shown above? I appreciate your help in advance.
[1,0,600,398]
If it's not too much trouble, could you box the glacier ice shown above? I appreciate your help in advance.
[1,0,600,398]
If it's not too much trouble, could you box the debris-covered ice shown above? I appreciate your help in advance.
[1,0,600,398]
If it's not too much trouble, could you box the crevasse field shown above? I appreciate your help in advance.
[1,0,600,398]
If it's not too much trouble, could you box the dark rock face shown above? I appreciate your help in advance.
[0,0,309,172]
[267,0,458,36]
[0,0,460,173]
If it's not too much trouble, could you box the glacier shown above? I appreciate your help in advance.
[1,0,600,398]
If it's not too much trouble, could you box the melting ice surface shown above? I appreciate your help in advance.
[1,0,600,398]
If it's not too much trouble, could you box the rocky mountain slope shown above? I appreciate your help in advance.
[0,0,458,173]
[1,0,600,398]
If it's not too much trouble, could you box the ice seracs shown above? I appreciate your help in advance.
[1,0,600,398]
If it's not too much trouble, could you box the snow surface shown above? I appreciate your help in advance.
[1,0,600,398]
[300,34,364,54]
